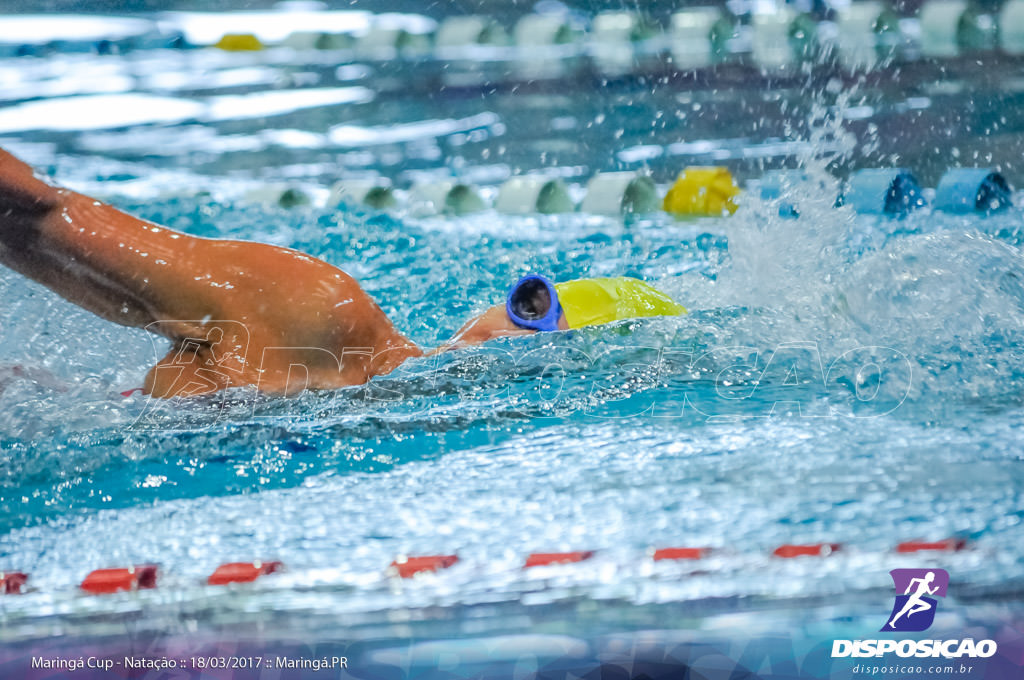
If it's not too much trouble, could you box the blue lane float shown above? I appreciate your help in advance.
[934,168,1012,213]
[843,168,926,215]
[756,170,806,218]
[757,170,807,201]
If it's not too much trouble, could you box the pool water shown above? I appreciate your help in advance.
[1,7,1024,678]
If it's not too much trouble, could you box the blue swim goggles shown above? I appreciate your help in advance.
[506,274,562,332]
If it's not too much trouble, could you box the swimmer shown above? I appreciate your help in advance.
[0,148,684,397]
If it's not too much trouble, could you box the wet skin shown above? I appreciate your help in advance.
[0,148,536,398]
[444,304,569,350]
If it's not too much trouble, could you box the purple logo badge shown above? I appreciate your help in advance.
[882,568,949,632]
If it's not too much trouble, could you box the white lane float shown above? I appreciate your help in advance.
[580,171,659,215]
[328,178,396,210]
[495,175,575,215]
[668,8,720,70]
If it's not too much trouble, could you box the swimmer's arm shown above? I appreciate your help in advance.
[0,148,253,340]
[0,149,181,329]
[0,149,60,213]
[0,148,422,396]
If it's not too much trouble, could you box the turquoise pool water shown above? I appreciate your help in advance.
[1,8,1023,678]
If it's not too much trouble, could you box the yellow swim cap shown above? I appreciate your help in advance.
[554,277,686,329]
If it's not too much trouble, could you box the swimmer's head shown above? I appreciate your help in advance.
[506,274,563,332]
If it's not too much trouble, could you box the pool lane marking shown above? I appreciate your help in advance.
[208,560,283,585]
[0,571,28,594]
[772,543,843,558]
[524,551,595,568]
[895,538,968,553]
[389,555,459,578]
[9,538,973,596]
[80,565,158,594]
[652,547,712,561]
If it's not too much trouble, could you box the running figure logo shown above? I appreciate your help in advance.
[882,568,950,632]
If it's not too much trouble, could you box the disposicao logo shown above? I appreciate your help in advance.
[883,568,948,632]
[831,568,998,659]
